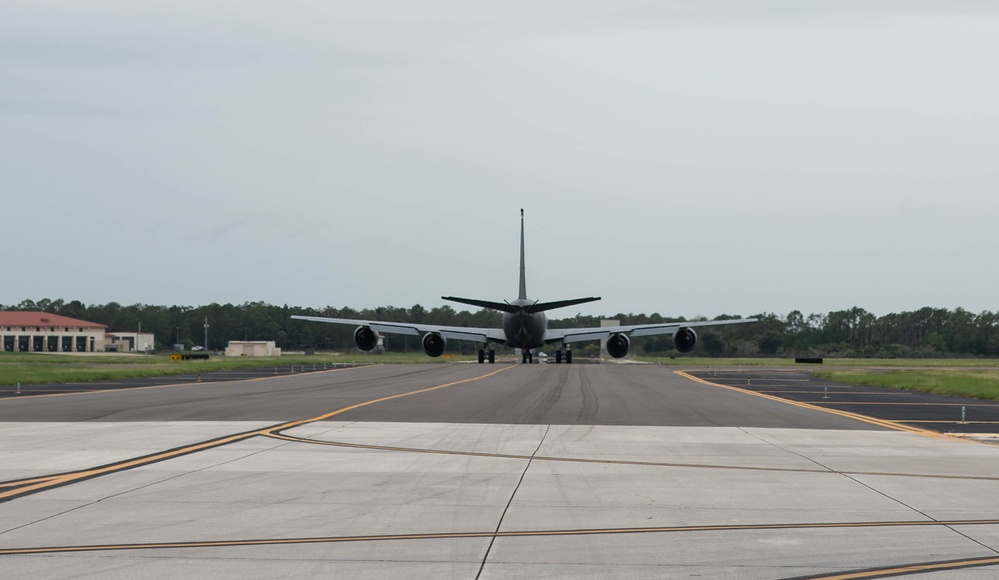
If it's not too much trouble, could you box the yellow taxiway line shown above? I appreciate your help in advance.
[808,555,999,579]
[675,371,945,438]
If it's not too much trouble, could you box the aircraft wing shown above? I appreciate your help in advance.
[290,315,507,344]
[547,317,758,344]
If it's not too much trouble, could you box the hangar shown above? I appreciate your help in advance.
[0,311,109,352]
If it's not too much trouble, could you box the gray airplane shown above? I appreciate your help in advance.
[292,210,756,364]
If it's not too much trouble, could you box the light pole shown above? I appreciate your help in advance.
[203,316,209,351]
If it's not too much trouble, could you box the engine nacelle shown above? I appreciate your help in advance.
[606,333,630,359]
[353,326,380,351]
[422,332,446,357]
[672,327,697,353]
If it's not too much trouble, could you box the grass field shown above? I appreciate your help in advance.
[0,351,476,386]
[635,356,999,368]
[814,369,999,401]
[635,356,999,400]
[5,353,999,401]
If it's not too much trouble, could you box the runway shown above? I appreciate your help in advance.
[2,363,999,578]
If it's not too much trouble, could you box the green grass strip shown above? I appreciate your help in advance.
[815,369,999,400]
[635,356,999,368]
[0,352,476,386]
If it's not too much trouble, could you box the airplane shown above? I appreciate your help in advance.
[292,210,756,364]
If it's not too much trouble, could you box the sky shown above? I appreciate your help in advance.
[3,1,998,320]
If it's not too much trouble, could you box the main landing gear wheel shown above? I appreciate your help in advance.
[478,349,485,364]
[521,350,534,364]
[565,349,572,364]
[479,349,496,364]
[488,349,495,364]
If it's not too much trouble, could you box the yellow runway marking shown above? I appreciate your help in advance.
[757,391,913,396]
[807,401,999,407]
[675,371,945,438]
[807,555,999,579]
[0,475,61,488]
[0,365,513,502]
[2,518,999,556]
[897,420,999,425]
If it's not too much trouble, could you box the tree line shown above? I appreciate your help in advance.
[3,299,998,358]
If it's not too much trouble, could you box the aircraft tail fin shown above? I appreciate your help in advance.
[441,211,600,316]
[519,208,527,300]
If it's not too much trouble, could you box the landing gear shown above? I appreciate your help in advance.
[565,349,572,364]
[488,349,495,364]
[553,348,573,364]
[555,350,562,364]
[478,349,496,364]
[521,349,534,364]
[478,349,485,364]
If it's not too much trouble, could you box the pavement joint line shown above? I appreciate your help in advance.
[0,365,514,502]
[265,433,999,481]
[4,518,999,557]
[476,424,549,578]
[675,371,948,439]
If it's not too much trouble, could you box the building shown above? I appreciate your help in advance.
[107,332,157,353]
[0,311,156,353]
[225,341,281,357]
[0,311,108,352]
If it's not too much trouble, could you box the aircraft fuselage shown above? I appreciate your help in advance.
[501,299,549,350]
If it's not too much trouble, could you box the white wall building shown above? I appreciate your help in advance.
[107,332,156,353]
[225,341,281,357]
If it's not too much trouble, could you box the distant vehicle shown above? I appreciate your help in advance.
[191,346,205,351]
[293,210,756,364]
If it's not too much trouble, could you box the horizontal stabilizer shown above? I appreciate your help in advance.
[442,296,517,313]
[526,297,601,313]
[443,295,601,314]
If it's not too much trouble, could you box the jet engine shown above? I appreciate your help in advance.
[606,333,630,359]
[422,332,446,357]
[672,327,697,353]
[353,326,379,351]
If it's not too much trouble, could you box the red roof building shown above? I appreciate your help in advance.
[1,311,108,352]
[0,312,107,330]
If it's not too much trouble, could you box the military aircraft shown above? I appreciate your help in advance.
[292,210,756,364]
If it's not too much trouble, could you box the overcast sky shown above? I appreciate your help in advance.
[3,1,998,319]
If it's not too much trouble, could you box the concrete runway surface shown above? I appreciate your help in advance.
[2,363,999,579]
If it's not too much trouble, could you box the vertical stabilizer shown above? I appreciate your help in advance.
[519,209,527,300]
